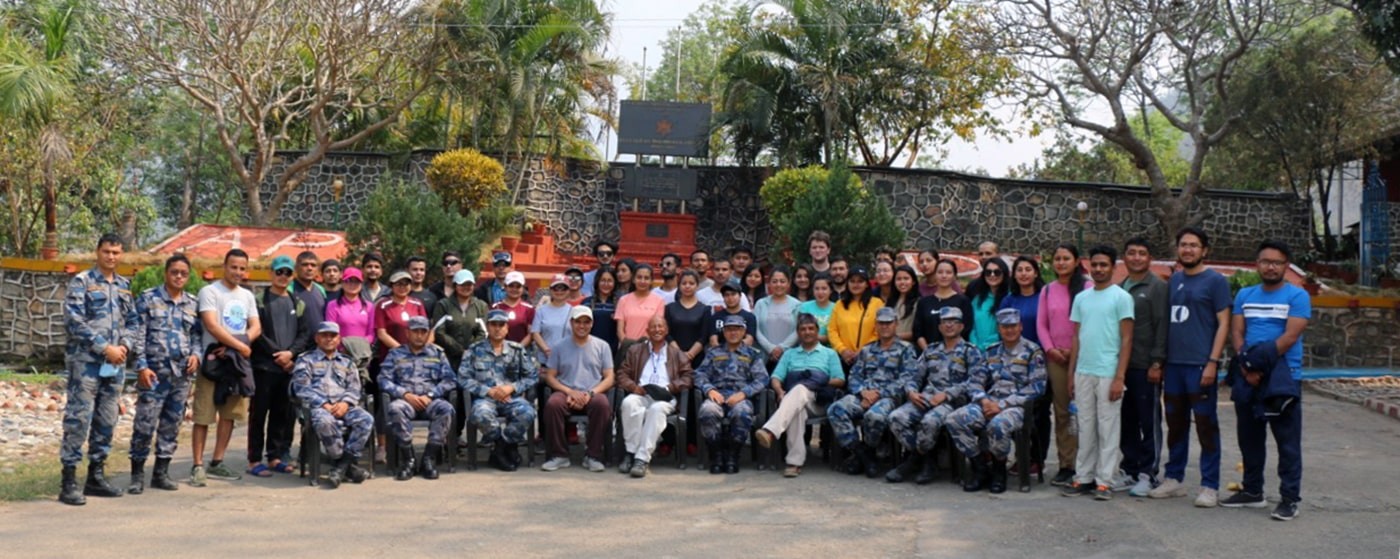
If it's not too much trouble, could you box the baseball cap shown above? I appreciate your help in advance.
[492,252,512,265]
[316,321,340,335]
[486,309,510,323]
[875,307,898,323]
[550,273,569,288]
[719,283,740,294]
[388,270,412,284]
[722,314,747,329]
[341,267,363,282]
[504,271,526,286]
[847,266,869,280]
[271,255,295,272]
[995,308,1021,325]
[569,305,594,321]
[407,316,431,330]
[453,269,476,285]
[939,306,964,322]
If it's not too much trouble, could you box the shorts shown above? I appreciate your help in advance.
[192,374,249,425]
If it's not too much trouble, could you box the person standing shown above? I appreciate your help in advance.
[476,252,515,305]
[1037,244,1087,487]
[1118,239,1169,496]
[247,254,313,479]
[798,275,837,343]
[191,249,262,487]
[425,251,464,311]
[615,264,666,352]
[1223,240,1310,521]
[360,252,388,303]
[654,253,681,304]
[58,233,141,505]
[531,274,576,365]
[291,250,327,323]
[406,256,435,310]
[913,259,972,351]
[491,271,534,345]
[829,267,884,368]
[326,267,375,345]
[728,246,755,288]
[754,266,799,365]
[690,248,714,290]
[697,258,750,312]
[1061,245,1135,501]
[967,259,1011,350]
[320,259,343,300]
[431,269,488,372]
[665,270,711,369]
[807,230,833,275]
[374,270,430,463]
[127,254,202,495]
[1002,255,1049,478]
[1149,227,1232,508]
[581,240,617,297]
[582,268,621,354]
[615,315,695,478]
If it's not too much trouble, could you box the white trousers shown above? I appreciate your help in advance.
[1074,373,1123,486]
[761,384,822,467]
[621,393,676,463]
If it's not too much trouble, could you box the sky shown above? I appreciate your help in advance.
[602,0,1056,176]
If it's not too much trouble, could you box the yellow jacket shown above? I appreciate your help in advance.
[829,296,884,355]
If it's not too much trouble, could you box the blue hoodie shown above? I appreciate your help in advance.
[1229,342,1301,418]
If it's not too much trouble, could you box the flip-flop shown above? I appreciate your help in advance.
[270,462,295,474]
[246,463,273,478]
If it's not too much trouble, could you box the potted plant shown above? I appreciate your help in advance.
[1302,272,1321,296]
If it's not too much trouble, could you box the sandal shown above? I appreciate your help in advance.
[246,463,273,478]
[783,465,802,478]
[270,462,295,474]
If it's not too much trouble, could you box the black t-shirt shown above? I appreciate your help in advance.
[913,293,973,347]
[666,299,712,364]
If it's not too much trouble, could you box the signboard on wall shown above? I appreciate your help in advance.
[622,166,698,200]
[617,101,711,157]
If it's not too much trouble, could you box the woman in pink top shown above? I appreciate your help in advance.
[1035,243,1087,486]
[326,267,375,343]
[615,264,665,352]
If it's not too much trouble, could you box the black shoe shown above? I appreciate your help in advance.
[150,458,178,491]
[724,442,739,474]
[988,460,1008,494]
[59,465,86,506]
[83,461,124,497]
[346,458,369,484]
[962,458,989,492]
[420,444,441,480]
[127,460,146,495]
[324,455,350,488]
[505,443,522,469]
[1061,481,1095,497]
[843,444,865,476]
[618,453,635,475]
[1050,468,1075,487]
[1271,499,1299,521]
[395,446,416,481]
[915,453,939,485]
[1221,490,1268,508]
[488,443,512,472]
[708,443,723,474]
[861,444,882,479]
[886,453,923,483]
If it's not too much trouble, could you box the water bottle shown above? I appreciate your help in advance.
[1067,401,1078,436]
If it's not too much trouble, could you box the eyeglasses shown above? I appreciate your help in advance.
[274,269,294,277]
[168,270,190,277]
[443,259,461,267]
[1257,259,1287,268]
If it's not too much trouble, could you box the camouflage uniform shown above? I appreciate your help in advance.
[458,339,538,445]
[945,338,1046,459]
[61,267,140,467]
[828,339,918,448]
[293,350,373,460]
[889,339,984,454]
[128,285,201,462]
[379,344,457,446]
[695,344,769,444]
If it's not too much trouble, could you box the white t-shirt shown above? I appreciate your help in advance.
[639,344,670,387]
[197,281,258,349]
[654,287,677,305]
[696,286,751,313]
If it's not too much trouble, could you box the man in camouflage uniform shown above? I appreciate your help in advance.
[828,307,918,478]
[293,322,374,489]
[380,316,457,481]
[459,309,538,472]
[945,308,1047,494]
[887,306,983,484]
[127,254,202,495]
[59,233,142,506]
[695,315,769,474]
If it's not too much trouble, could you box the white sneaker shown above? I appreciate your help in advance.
[1148,478,1187,499]
[582,456,605,472]
[1109,470,1135,492]
[1194,487,1219,508]
[540,456,571,471]
[1128,474,1153,497]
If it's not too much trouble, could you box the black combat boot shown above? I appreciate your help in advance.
[395,446,416,481]
[988,459,1009,494]
[420,443,441,480]
[844,443,866,475]
[724,441,739,474]
[708,441,723,474]
[502,443,521,471]
[886,452,923,483]
[963,456,989,492]
[324,454,350,488]
[59,465,86,506]
[150,458,178,491]
[914,453,939,485]
[861,444,882,479]
[83,461,124,497]
[127,460,146,495]
[345,455,369,484]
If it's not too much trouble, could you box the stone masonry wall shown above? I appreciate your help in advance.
[0,269,69,362]
[1307,306,1400,368]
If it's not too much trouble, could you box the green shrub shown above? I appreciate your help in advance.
[760,165,863,221]
[425,148,507,215]
[473,199,523,238]
[129,262,208,297]
[774,163,902,266]
[344,178,486,273]
[1229,270,1262,296]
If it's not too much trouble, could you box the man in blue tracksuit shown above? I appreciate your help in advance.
[1223,240,1310,521]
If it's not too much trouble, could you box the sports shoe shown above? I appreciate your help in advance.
[1109,470,1135,492]
[540,456,571,471]
[1050,468,1075,487]
[754,428,775,449]
[1271,499,1299,521]
[1128,473,1153,497]
[1194,487,1219,508]
[188,465,207,487]
[582,456,606,472]
[629,460,649,478]
[205,462,241,481]
[1149,478,1187,499]
[1093,484,1113,501]
[1221,490,1268,508]
[1061,481,1094,497]
[783,465,801,478]
[618,453,635,474]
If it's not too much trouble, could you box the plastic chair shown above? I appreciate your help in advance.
[612,389,690,469]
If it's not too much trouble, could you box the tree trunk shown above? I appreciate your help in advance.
[40,161,58,260]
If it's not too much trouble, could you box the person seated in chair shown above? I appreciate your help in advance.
[753,313,845,478]
[827,307,918,478]
[292,322,374,489]
[887,306,984,484]
[540,306,615,473]
[695,315,769,474]
[944,308,1046,494]
[460,309,538,472]
[379,316,457,481]
[616,315,694,478]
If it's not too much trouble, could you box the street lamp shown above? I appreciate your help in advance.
[332,178,344,230]
[1075,201,1088,253]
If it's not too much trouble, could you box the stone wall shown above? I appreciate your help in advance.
[1390,203,1400,267]
[0,269,69,362]
[1307,306,1400,368]
[248,151,395,227]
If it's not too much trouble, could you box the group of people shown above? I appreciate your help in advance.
[57,227,1310,522]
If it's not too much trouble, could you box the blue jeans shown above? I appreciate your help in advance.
[1162,364,1220,489]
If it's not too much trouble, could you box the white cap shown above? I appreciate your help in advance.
[504,271,526,286]
[569,305,594,321]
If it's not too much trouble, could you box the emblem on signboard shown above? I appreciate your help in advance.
[656,119,673,136]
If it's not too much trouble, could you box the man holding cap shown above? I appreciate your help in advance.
[887,306,985,484]
[616,315,694,478]
[828,306,918,478]
[461,309,538,471]
[945,307,1047,493]
[379,316,458,481]
[695,314,769,474]
[540,305,615,472]
[476,251,516,305]
[491,270,535,345]
[292,322,374,489]
[754,313,845,478]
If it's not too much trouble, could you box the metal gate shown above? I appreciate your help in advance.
[1361,161,1391,288]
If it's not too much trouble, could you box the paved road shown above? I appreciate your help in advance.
[2,392,1397,558]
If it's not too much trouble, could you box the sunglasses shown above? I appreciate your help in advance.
[443,260,461,266]
[596,251,614,257]
[985,269,1004,277]
[274,269,294,277]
